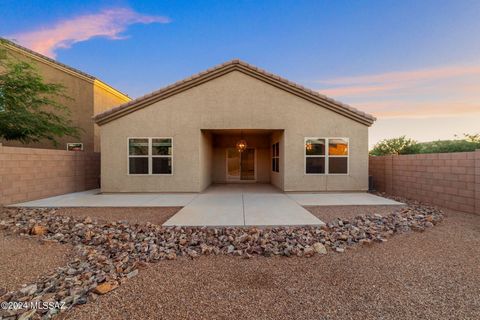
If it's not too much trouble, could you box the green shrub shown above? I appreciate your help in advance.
[369,136,420,156]
[416,139,480,154]
[370,135,480,156]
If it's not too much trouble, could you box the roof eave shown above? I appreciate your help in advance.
[94,61,376,127]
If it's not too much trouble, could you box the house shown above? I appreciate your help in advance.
[0,39,131,152]
[94,60,375,192]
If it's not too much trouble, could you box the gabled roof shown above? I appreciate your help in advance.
[94,59,376,126]
[0,38,130,101]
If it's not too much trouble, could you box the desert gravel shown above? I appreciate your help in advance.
[306,205,406,223]
[54,207,180,225]
[0,231,71,292]
[64,209,480,320]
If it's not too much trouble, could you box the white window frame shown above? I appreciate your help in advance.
[127,137,173,175]
[272,142,280,173]
[304,137,349,175]
[66,143,83,151]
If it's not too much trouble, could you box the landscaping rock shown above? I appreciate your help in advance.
[0,195,444,319]
[20,284,37,295]
[31,225,47,236]
[313,242,327,254]
[126,270,138,279]
[93,281,118,295]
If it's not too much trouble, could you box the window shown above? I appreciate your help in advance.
[272,142,280,173]
[128,138,172,175]
[67,143,83,151]
[305,138,348,174]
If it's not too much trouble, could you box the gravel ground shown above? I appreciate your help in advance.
[0,231,71,292]
[53,207,181,225]
[306,205,406,223]
[64,209,480,320]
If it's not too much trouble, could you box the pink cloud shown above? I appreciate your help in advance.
[317,63,480,118]
[6,8,170,58]
[355,100,480,118]
[320,83,398,97]
[318,64,480,86]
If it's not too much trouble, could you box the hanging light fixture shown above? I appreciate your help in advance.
[236,130,247,152]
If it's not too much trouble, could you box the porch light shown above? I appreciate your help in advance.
[306,142,313,151]
[236,139,247,152]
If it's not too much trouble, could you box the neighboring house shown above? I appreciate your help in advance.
[0,39,131,152]
[94,60,376,192]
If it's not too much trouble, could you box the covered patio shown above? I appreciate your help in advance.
[9,184,402,227]
[201,129,284,190]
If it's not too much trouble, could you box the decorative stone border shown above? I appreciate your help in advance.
[0,199,443,319]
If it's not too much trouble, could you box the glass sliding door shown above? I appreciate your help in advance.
[226,148,256,181]
[240,148,255,180]
[226,148,241,180]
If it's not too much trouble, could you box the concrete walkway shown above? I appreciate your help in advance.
[162,184,324,227]
[9,185,402,227]
[10,189,196,207]
[287,192,403,206]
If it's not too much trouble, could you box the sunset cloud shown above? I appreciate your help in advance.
[318,63,480,118]
[6,8,170,58]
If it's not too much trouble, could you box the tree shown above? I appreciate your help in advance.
[370,136,419,156]
[455,133,480,143]
[0,39,80,145]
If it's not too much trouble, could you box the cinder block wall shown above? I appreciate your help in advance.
[369,150,480,214]
[0,144,100,206]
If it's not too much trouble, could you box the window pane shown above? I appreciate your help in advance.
[275,142,279,157]
[152,138,172,155]
[306,157,325,174]
[272,158,276,172]
[152,157,172,174]
[129,157,148,174]
[129,139,148,155]
[329,157,348,174]
[329,138,348,155]
[306,139,325,155]
[275,158,279,172]
[272,144,275,157]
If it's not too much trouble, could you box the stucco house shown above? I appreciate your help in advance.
[94,60,375,192]
[0,39,131,152]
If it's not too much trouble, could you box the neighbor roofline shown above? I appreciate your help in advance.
[0,38,130,101]
[94,59,376,126]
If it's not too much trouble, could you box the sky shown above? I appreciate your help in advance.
[1,0,479,147]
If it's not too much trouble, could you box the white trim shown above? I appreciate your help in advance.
[304,137,349,175]
[127,137,173,176]
[66,143,83,151]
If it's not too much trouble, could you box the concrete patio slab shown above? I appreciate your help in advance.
[8,185,400,227]
[163,193,244,226]
[287,192,403,206]
[163,184,325,227]
[9,189,196,207]
[243,193,322,226]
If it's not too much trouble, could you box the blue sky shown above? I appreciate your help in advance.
[1,0,479,145]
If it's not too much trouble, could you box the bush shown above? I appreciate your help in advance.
[369,136,420,156]
[370,135,480,156]
[416,140,480,154]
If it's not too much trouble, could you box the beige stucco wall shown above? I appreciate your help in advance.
[1,48,95,151]
[100,70,369,192]
[1,45,130,152]
[93,81,131,152]
[199,131,213,190]
[270,131,284,190]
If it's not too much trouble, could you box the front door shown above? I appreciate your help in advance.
[226,148,255,181]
